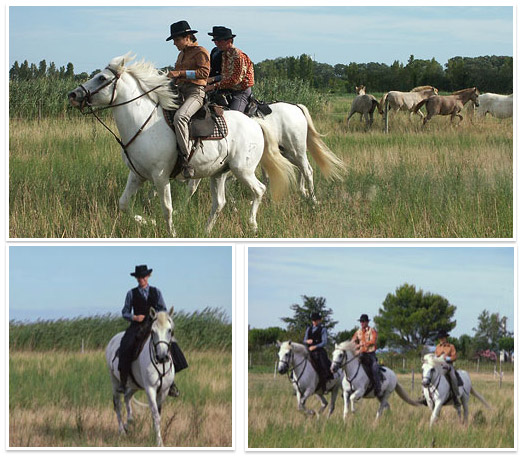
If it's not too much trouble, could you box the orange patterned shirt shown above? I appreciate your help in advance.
[435,341,457,363]
[352,327,378,353]
[216,46,254,91]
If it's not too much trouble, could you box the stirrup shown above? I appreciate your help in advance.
[169,383,180,397]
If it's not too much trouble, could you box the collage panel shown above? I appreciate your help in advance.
[8,245,233,448]
[8,5,513,239]
[247,246,515,449]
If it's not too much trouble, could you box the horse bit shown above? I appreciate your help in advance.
[149,331,174,393]
[78,66,163,180]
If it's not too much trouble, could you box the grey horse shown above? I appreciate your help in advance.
[346,85,383,130]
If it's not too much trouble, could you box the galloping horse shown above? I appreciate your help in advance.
[421,353,490,428]
[188,101,345,204]
[331,341,420,421]
[379,86,439,119]
[414,87,480,125]
[105,308,175,446]
[68,54,295,236]
[346,85,383,130]
[476,93,512,119]
[277,340,342,417]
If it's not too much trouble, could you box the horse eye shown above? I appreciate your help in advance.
[99,75,106,82]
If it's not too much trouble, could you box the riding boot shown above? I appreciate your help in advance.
[168,382,180,397]
[448,367,461,407]
[181,155,195,179]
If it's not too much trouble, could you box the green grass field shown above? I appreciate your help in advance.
[9,94,512,238]
[248,371,514,448]
[9,350,232,447]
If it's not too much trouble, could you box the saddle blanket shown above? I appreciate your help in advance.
[163,107,228,141]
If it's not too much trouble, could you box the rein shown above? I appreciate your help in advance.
[79,66,164,180]
[340,353,363,387]
[149,335,174,393]
[281,351,309,396]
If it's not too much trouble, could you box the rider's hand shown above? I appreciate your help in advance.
[309,345,316,351]
[204,84,217,92]
[134,315,145,322]
[168,70,181,79]
[306,339,313,345]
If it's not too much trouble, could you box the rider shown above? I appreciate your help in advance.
[352,314,383,398]
[118,264,187,397]
[303,312,333,392]
[166,20,210,179]
[205,26,254,112]
[435,329,461,407]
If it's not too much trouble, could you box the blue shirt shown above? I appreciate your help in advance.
[303,325,328,349]
[122,285,167,322]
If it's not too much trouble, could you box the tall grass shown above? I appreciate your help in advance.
[9,350,232,447]
[248,372,514,448]
[9,307,231,352]
[9,93,512,238]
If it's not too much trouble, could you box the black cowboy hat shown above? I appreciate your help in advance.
[436,329,449,339]
[208,26,236,41]
[358,314,370,322]
[310,312,322,321]
[131,264,153,278]
[166,21,198,41]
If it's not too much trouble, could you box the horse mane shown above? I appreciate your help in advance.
[411,85,434,92]
[336,340,357,355]
[155,311,171,328]
[423,353,445,368]
[452,87,475,95]
[283,341,309,356]
[107,53,179,110]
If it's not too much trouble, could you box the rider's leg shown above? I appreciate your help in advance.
[117,323,140,393]
[228,87,252,113]
[447,365,461,407]
[369,352,383,397]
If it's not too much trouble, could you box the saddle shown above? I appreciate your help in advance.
[244,97,273,118]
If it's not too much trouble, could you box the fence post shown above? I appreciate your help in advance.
[249,353,252,369]
[476,358,480,373]
[402,357,406,370]
[81,338,84,353]
[411,369,415,393]
[273,360,278,380]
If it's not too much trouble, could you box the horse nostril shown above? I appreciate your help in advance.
[68,91,76,99]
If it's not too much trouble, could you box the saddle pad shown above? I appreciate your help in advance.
[163,109,228,141]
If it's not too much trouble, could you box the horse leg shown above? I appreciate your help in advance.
[186,178,202,202]
[119,171,145,221]
[346,110,355,126]
[152,175,175,237]
[315,394,328,415]
[206,173,228,234]
[145,387,163,447]
[343,389,351,421]
[231,170,266,233]
[298,388,316,416]
[363,112,370,131]
[293,149,317,204]
[124,388,137,430]
[430,401,443,429]
[328,385,339,419]
[461,394,469,424]
[375,396,391,421]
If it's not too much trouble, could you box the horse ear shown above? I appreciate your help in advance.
[149,307,157,319]
[169,306,174,317]
[288,340,292,346]
[276,340,281,347]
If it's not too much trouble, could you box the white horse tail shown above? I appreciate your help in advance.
[297,104,346,181]
[379,92,389,113]
[394,382,422,406]
[256,118,297,201]
[470,386,491,409]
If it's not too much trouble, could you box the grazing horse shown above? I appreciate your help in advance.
[68,54,295,236]
[379,86,439,119]
[414,87,480,126]
[330,341,420,421]
[276,340,342,417]
[421,353,490,428]
[346,85,383,130]
[476,93,513,119]
[105,308,175,446]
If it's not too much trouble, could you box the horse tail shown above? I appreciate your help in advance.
[379,92,389,113]
[256,118,297,201]
[470,386,491,409]
[394,382,422,406]
[413,99,428,114]
[131,395,149,409]
[297,104,346,181]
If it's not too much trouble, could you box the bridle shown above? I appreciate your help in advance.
[77,66,164,180]
[149,325,174,393]
[279,349,309,395]
[333,349,361,384]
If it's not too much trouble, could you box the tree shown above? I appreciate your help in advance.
[374,283,457,352]
[472,310,509,352]
[498,336,514,353]
[332,328,357,345]
[248,327,286,350]
[280,295,338,336]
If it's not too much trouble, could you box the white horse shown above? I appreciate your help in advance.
[188,101,345,204]
[331,341,420,421]
[105,308,175,446]
[379,86,439,119]
[421,353,490,429]
[68,53,295,236]
[476,93,513,119]
[276,340,341,417]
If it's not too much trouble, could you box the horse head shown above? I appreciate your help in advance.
[356,85,366,95]
[276,340,293,374]
[421,353,444,387]
[330,340,357,373]
[471,87,480,107]
[150,308,173,364]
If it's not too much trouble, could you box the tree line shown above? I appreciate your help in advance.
[248,285,514,361]
[10,54,513,95]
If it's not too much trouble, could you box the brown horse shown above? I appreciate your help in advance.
[413,87,480,125]
[347,85,383,130]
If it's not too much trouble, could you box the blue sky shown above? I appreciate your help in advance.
[248,247,514,338]
[8,5,513,74]
[9,245,232,322]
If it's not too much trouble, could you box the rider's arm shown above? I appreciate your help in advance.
[314,328,327,349]
[155,288,167,312]
[303,327,310,345]
[122,290,133,322]
[447,344,457,362]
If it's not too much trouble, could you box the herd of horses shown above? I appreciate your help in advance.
[347,84,512,130]
[68,55,513,236]
[276,340,491,429]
